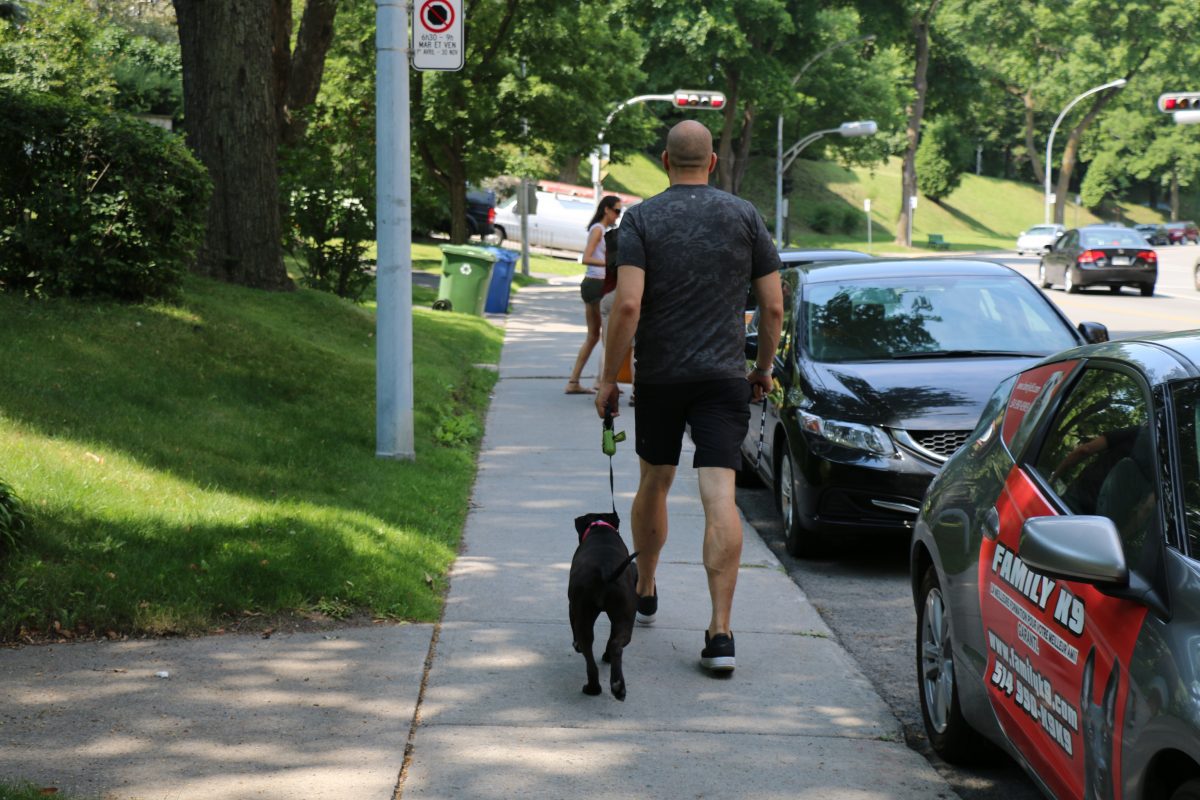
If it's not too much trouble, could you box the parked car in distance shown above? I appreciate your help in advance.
[739,258,1108,558]
[1166,220,1200,245]
[1015,224,1065,255]
[492,181,641,252]
[1134,223,1170,246]
[1037,226,1158,296]
[466,188,497,241]
[912,330,1200,799]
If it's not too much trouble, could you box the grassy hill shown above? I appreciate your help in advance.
[0,273,501,639]
[604,151,1167,253]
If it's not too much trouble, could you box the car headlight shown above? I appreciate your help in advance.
[797,410,895,456]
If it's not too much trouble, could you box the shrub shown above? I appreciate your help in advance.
[0,89,210,301]
[839,206,861,235]
[915,116,969,202]
[0,479,28,561]
[808,203,842,234]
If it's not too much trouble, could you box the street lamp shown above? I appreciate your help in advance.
[1044,77,1127,224]
[776,121,877,243]
[776,33,876,244]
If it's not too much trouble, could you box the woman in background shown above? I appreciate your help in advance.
[565,194,622,394]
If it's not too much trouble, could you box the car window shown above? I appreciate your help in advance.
[1028,226,1055,235]
[1031,367,1159,574]
[1169,380,1200,555]
[801,275,1079,362]
[1081,230,1146,249]
[1057,231,1077,250]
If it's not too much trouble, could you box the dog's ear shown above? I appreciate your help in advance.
[575,513,600,537]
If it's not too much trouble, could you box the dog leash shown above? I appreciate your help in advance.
[754,395,768,469]
[602,406,626,515]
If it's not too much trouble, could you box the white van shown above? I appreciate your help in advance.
[492,182,641,253]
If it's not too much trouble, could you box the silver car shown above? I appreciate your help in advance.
[1016,224,1065,255]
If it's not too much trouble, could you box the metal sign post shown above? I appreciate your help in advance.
[375,0,415,459]
[412,0,463,71]
[865,198,872,253]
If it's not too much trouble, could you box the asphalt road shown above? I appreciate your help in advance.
[735,242,1200,800]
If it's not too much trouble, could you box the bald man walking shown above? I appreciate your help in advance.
[595,120,784,672]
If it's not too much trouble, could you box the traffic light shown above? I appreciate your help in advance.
[781,176,794,195]
[1158,92,1200,112]
[673,90,726,110]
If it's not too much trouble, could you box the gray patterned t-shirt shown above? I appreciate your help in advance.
[617,184,781,384]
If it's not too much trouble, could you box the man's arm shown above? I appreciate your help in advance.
[747,271,784,400]
[595,265,643,418]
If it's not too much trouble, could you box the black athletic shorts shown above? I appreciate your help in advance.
[633,378,752,469]
[580,277,605,305]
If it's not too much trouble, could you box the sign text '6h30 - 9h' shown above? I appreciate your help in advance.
[412,0,463,72]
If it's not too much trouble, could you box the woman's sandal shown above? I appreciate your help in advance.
[565,381,595,395]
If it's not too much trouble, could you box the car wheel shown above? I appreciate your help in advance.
[917,566,990,764]
[1064,269,1080,294]
[777,444,827,558]
[1171,779,1200,800]
[492,225,507,245]
[1037,263,1051,289]
[1141,283,1155,297]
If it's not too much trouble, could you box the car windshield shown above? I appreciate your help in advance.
[1081,230,1146,248]
[1026,226,1057,236]
[802,275,1078,362]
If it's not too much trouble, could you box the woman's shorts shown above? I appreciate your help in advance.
[580,277,605,305]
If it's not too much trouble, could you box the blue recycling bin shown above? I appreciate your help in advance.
[483,246,519,313]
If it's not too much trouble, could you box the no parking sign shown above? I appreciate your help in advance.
[412,0,463,71]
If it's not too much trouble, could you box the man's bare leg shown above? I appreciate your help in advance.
[631,459,675,600]
[697,467,742,636]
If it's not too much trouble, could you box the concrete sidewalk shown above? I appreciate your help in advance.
[399,276,958,799]
[0,274,960,800]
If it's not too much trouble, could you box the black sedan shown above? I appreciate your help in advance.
[740,258,1108,558]
[911,331,1200,800]
[1038,226,1158,296]
[1134,223,1170,246]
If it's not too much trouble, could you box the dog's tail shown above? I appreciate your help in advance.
[604,551,638,584]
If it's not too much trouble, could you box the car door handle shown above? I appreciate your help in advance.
[982,507,1000,541]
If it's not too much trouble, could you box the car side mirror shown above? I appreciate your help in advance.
[1077,321,1109,344]
[1018,230,1025,237]
[1020,516,1128,587]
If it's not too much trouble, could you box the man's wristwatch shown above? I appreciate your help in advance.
[752,364,772,376]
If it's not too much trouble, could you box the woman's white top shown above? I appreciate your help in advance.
[584,223,607,279]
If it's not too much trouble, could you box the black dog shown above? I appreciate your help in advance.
[569,512,637,700]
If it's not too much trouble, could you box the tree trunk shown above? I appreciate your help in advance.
[175,0,292,290]
[896,2,940,247]
[1021,89,1044,185]
[1053,92,1118,224]
[730,101,756,197]
[716,66,740,192]
[1171,168,1180,221]
[558,154,582,184]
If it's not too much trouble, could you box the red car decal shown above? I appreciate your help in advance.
[980,468,1147,799]
[1000,361,1079,449]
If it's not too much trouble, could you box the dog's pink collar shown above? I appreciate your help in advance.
[581,521,617,543]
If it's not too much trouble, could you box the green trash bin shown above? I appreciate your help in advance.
[434,244,496,316]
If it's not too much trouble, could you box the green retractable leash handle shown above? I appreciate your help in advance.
[602,407,626,456]
[602,406,625,516]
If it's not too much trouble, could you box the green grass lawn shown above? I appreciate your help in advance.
[592,149,1167,253]
[0,269,502,639]
[738,156,1166,252]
